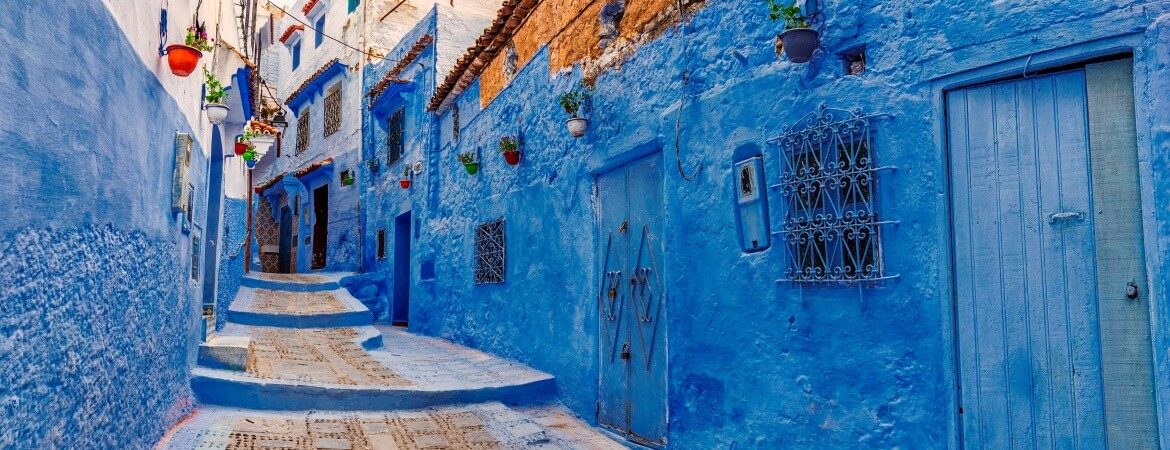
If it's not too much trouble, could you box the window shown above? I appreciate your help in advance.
[348,0,360,13]
[340,169,354,186]
[324,83,342,136]
[315,16,325,47]
[474,219,505,284]
[376,228,386,259]
[291,41,301,70]
[776,107,887,283]
[296,110,310,155]
[190,232,201,281]
[387,108,405,164]
[171,133,192,214]
[451,105,460,140]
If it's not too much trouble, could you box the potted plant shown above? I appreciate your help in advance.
[341,171,355,186]
[166,22,214,77]
[399,166,412,189]
[242,148,258,169]
[203,68,229,124]
[499,136,521,165]
[768,0,818,63]
[457,152,479,175]
[558,89,590,138]
[366,159,381,173]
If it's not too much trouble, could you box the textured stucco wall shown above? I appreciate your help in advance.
[399,0,1170,447]
[215,198,250,330]
[0,0,207,447]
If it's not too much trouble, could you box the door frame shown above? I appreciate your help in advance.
[311,184,329,270]
[591,144,669,447]
[930,33,1166,447]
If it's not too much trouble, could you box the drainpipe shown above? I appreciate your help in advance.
[245,165,253,274]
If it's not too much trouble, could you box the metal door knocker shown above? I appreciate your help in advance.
[1126,281,1140,300]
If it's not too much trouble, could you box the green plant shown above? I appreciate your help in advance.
[402,166,413,178]
[766,0,808,29]
[341,171,355,186]
[366,159,380,171]
[186,22,215,52]
[203,68,227,104]
[499,136,519,153]
[456,152,477,165]
[557,88,590,117]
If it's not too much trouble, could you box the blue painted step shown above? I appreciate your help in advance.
[240,272,351,292]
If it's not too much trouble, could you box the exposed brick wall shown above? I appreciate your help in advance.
[478,0,700,107]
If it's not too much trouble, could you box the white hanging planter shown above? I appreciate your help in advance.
[566,117,589,138]
[204,103,229,125]
[249,135,276,158]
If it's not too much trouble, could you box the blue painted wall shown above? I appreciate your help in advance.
[363,1,1170,447]
[0,1,206,447]
[215,197,249,330]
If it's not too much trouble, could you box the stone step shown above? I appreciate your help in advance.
[240,271,352,292]
[158,402,627,449]
[191,326,557,411]
[227,286,373,328]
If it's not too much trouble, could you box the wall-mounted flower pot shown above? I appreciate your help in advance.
[778,28,819,63]
[566,117,589,138]
[400,179,411,189]
[245,158,257,169]
[502,151,521,166]
[165,44,203,77]
[204,103,229,125]
[463,163,480,175]
[234,141,248,156]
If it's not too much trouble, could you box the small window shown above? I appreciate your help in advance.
[291,41,301,70]
[340,169,354,186]
[324,83,342,136]
[296,110,311,155]
[191,232,201,281]
[387,108,405,164]
[348,0,360,13]
[376,228,386,259]
[474,219,505,284]
[451,105,460,140]
[315,16,326,47]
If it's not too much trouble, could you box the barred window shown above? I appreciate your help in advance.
[451,105,460,140]
[387,108,405,164]
[474,219,505,284]
[376,228,386,260]
[324,83,342,137]
[296,110,310,155]
[774,107,891,284]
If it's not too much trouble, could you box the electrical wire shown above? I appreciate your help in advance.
[266,1,398,63]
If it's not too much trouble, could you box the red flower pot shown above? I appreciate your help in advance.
[400,179,411,189]
[165,44,203,77]
[503,151,521,166]
[234,141,248,156]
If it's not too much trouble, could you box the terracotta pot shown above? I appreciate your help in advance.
[463,162,480,175]
[165,44,203,77]
[503,150,521,166]
[778,28,819,63]
[400,179,411,189]
[234,141,248,156]
[566,117,589,138]
[204,103,229,124]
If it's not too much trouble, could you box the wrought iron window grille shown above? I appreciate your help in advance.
[387,108,405,165]
[474,219,506,284]
[767,105,898,284]
[296,110,310,155]
[323,84,342,137]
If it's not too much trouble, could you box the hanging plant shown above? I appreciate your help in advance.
[456,152,479,175]
[558,88,591,138]
[768,0,818,63]
[165,22,213,77]
[400,166,412,189]
[366,159,381,173]
[499,136,521,166]
[203,68,229,124]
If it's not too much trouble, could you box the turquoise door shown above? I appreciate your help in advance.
[947,71,1107,448]
[597,153,667,447]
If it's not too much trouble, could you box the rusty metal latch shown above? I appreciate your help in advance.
[619,221,628,233]
[620,343,631,360]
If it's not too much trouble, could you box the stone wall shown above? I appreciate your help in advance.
[0,0,209,446]
[415,0,1170,447]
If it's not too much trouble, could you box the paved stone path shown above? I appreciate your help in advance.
[160,403,624,450]
[172,272,624,449]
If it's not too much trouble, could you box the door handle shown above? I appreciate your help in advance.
[1048,211,1085,224]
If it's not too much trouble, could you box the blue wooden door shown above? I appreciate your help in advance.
[597,153,667,447]
[947,70,1107,448]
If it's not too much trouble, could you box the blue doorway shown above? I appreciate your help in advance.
[946,60,1156,448]
[596,152,667,447]
[278,206,293,273]
[392,211,411,326]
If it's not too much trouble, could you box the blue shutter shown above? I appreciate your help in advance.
[315,16,325,47]
[348,0,359,13]
[291,42,301,69]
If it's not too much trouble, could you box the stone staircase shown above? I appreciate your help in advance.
[161,272,625,449]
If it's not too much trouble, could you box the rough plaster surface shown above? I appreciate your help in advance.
[215,198,249,330]
[359,0,1170,447]
[0,0,206,446]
